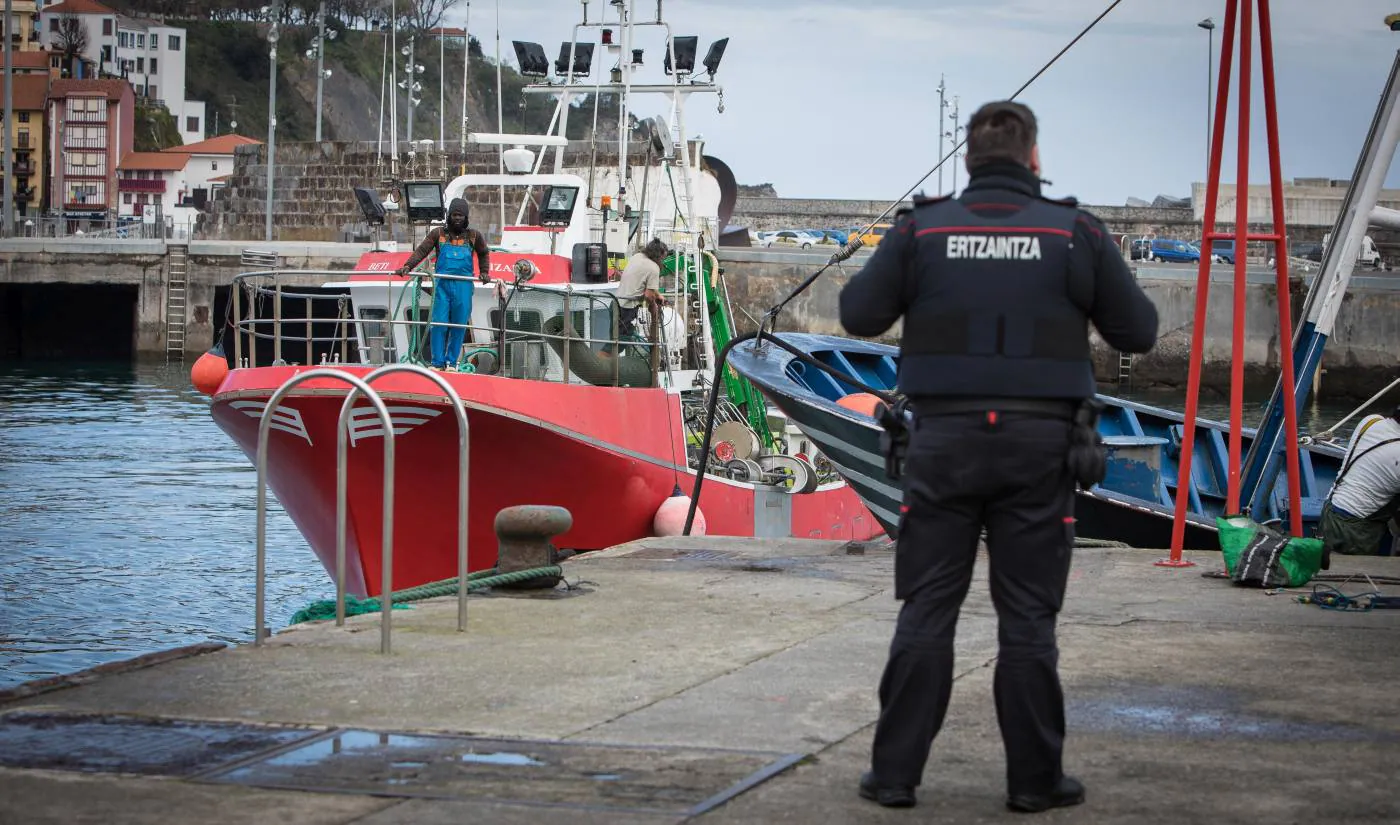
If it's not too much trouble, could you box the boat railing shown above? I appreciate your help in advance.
[229,270,666,387]
[253,364,472,654]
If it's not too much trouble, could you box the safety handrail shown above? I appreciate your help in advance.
[335,364,472,637]
[256,369,396,653]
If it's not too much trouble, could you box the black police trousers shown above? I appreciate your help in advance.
[871,409,1075,796]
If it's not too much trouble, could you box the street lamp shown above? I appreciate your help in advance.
[265,2,284,243]
[398,40,425,143]
[307,1,336,142]
[1198,18,1215,174]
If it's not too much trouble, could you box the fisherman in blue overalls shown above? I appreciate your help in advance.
[396,197,492,369]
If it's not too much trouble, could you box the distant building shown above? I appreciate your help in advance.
[2,1,43,52]
[46,77,133,219]
[116,150,187,222]
[38,0,205,145]
[3,73,51,217]
[160,134,260,209]
[1192,180,1400,227]
[4,49,55,74]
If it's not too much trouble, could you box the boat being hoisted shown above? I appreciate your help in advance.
[203,1,881,598]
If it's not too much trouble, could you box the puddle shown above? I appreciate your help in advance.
[459,751,546,767]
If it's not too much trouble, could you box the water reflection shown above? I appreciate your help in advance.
[0,361,327,688]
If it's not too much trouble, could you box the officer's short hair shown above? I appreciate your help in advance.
[964,101,1038,169]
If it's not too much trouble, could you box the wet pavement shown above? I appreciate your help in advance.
[3,537,1399,823]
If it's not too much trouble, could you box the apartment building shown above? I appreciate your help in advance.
[3,73,51,217]
[2,1,42,52]
[46,78,133,219]
[39,0,205,145]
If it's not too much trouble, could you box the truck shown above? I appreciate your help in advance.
[1322,232,1384,269]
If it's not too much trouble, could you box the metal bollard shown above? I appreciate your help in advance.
[494,505,571,589]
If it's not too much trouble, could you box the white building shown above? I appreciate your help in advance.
[39,0,206,145]
[161,134,261,209]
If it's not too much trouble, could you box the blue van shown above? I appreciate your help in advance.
[1144,238,1200,263]
[1209,239,1236,264]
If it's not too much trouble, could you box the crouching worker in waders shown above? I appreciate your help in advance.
[1319,406,1400,562]
[396,197,491,370]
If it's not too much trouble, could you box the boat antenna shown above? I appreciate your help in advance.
[756,0,1126,339]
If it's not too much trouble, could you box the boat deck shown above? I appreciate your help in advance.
[3,538,1399,823]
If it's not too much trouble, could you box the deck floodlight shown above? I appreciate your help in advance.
[702,38,729,77]
[555,42,594,76]
[1387,12,1400,30]
[513,41,550,77]
[664,36,697,75]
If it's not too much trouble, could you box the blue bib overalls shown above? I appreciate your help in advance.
[431,238,475,368]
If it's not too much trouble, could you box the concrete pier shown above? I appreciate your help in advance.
[3,538,1398,823]
[0,238,1396,396]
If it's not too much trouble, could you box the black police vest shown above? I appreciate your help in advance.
[897,197,1094,399]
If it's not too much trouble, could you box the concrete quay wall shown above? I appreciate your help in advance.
[1,241,1396,398]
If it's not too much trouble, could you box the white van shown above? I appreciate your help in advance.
[1322,232,1384,268]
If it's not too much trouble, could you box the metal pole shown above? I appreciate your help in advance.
[461,1,471,155]
[265,3,283,243]
[407,35,416,144]
[391,4,398,167]
[1164,0,1238,565]
[1226,0,1254,515]
[2,0,13,237]
[1255,0,1302,536]
[495,0,505,233]
[439,29,446,148]
[315,1,326,142]
[378,28,387,160]
[936,75,946,197]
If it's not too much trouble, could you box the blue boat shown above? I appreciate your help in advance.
[726,50,1400,552]
[727,332,1344,549]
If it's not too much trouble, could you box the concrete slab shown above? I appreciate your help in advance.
[355,798,683,825]
[3,542,1399,824]
[0,767,395,825]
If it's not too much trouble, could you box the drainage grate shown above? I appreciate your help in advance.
[623,547,741,562]
[0,712,325,777]
[204,729,803,816]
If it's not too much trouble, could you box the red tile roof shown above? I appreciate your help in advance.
[11,75,50,111]
[3,51,52,71]
[42,0,118,15]
[50,78,132,101]
[162,134,262,155]
[119,152,190,171]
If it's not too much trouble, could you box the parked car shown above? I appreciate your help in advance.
[1140,238,1201,263]
[852,223,893,247]
[810,229,848,245]
[1209,239,1236,264]
[760,230,823,249]
[1291,241,1324,262]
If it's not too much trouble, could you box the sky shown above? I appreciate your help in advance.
[443,0,1400,206]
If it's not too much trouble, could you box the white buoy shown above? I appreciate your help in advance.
[654,486,705,536]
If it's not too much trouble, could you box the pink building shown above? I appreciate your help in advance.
[45,77,133,219]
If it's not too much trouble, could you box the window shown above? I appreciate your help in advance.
[148,84,156,99]
[150,57,157,73]
[118,31,128,48]
[101,45,112,63]
[136,57,143,72]
[137,170,149,180]
[137,193,149,205]
[48,18,57,32]
[123,193,132,204]
[103,19,113,36]
[17,130,29,148]
[17,112,28,123]
[185,116,199,133]
[136,34,144,49]
[211,161,218,171]
[168,35,180,51]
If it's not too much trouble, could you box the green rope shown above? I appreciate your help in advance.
[288,565,564,625]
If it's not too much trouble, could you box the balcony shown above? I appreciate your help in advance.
[63,166,107,179]
[64,136,107,150]
[118,178,166,193]
[14,188,34,203]
[64,109,107,124]
[13,160,33,176]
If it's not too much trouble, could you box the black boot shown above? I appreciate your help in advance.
[858,771,917,808]
[1007,776,1085,813]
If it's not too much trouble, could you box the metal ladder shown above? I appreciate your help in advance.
[1117,351,1133,386]
[165,243,189,361]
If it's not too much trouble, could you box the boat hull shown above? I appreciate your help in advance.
[727,333,1346,551]
[212,365,881,596]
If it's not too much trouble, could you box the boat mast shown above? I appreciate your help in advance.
[1239,49,1400,514]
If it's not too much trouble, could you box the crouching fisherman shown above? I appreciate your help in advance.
[1320,406,1400,559]
[396,197,492,369]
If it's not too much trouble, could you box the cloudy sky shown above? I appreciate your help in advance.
[445,0,1400,206]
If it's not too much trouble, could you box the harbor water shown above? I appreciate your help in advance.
[0,362,1386,690]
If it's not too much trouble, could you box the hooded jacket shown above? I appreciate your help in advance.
[401,197,491,277]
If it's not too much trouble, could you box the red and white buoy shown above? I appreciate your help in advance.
[654,484,705,536]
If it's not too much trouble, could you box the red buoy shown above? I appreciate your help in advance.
[836,392,885,418]
[191,342,230,396]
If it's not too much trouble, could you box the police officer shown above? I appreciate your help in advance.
[839,101,1158,812]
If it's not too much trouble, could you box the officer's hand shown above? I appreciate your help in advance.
[394,266,408,276]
